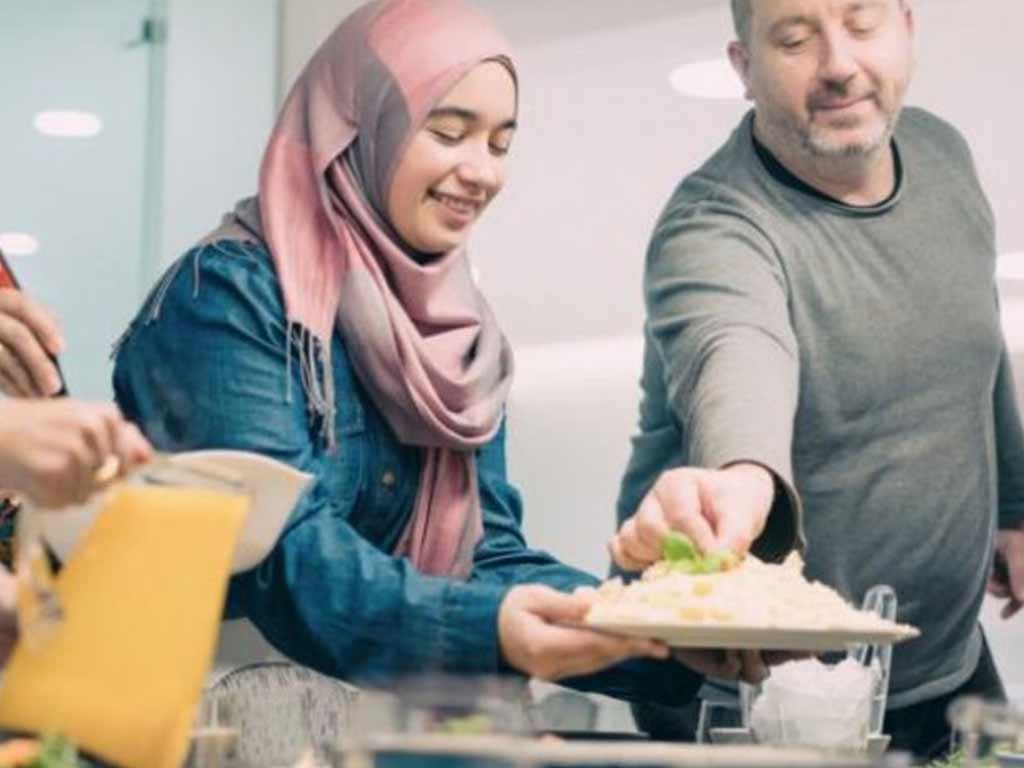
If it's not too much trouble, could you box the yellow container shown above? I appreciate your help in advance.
[0,482,247,768]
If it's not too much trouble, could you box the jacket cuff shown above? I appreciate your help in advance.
[440,580,513,674]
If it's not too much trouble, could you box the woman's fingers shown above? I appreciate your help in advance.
[498,585,669,681]
[114,422,153,468]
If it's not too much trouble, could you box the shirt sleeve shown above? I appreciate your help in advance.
[113,242,509,685]
[646,204,804,558]
[471,422,704,706]
[994,340,1024,529]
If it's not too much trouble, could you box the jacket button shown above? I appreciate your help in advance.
[380,470,397,488]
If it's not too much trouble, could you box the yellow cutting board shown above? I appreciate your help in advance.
[0,484,247,768]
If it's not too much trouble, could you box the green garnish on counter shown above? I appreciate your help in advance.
[32,735,81,768]
[439,714,494,735]
[0,734,83,768]
[661,532,739,574]
[926,749,997,768]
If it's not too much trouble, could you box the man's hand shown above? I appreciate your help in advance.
[0,289,65,398]
[671,648,807,685]
[498,584,669,681]
[609,463,775,572]
[988,527,1024,619]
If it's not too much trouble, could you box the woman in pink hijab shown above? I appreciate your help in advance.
[113,0,740,702]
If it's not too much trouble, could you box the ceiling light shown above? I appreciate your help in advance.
[669,58,745,101]
[997,252,1024,282]
[33,110,103,138]
[0,232,40,257]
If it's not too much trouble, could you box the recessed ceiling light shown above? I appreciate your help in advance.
[997,252,1024,282]
[0,232,40,257]
[33,110,103,138]
[669,58,745,101]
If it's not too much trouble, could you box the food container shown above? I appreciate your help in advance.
[745,657,876,751]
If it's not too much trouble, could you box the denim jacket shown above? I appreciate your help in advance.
[113,239,701,704]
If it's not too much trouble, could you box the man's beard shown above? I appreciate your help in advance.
[801,106,899,158]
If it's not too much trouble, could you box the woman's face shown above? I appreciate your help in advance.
[387,61,517,255]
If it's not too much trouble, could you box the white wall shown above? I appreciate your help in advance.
[0,1,154,399]
[276,0,1024,702]
[158,0,278,269]
[279,0,1024,350]
[0,1,278,399]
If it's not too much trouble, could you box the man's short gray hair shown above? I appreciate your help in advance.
[731,0,752,43]
[731,0,908,44]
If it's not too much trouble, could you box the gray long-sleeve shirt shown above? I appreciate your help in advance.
[617,107,1024,708]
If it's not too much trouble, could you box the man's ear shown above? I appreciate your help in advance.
[727,41,754,101]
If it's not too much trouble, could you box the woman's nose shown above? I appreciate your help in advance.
[455,143,501,191]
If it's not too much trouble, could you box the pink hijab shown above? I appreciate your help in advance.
[203,0,516,578]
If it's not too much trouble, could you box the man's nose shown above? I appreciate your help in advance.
[817,31,860,88]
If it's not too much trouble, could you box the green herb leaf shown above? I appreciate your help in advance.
[662,532,697,563]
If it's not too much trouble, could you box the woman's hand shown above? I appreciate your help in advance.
[609,463,775,572]
[0,289,65,398]
[497,584,669,681]
[0,400,153,508]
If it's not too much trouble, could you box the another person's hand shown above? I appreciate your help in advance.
[988,527,1024,619]
[609,463,775,572]
[0,566,16,667]
[0,289,65,398]
[672,648,808,685]
[0,400,153,508]
[498,584,669,681]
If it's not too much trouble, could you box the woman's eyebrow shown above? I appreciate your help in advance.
[427,106,517,131]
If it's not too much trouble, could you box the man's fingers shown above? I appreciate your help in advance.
[715,511,758,557]
[740,649,770,685]
[1005,535,1024,603]
[618,518,661,566]
[1002,599,1023,620]
[635,496,671,552]
[988,576,1011,598]
[674,648,740,680]
[718,650,742,680]
[653,478,718,555]
[608,536,646,573]
[762,650,811,666]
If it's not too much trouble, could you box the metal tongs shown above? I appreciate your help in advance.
[14,454,243,651]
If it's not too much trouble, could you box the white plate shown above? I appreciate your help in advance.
[359,734,882,767]
[27,450,313,574]
[584,619,919,652]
